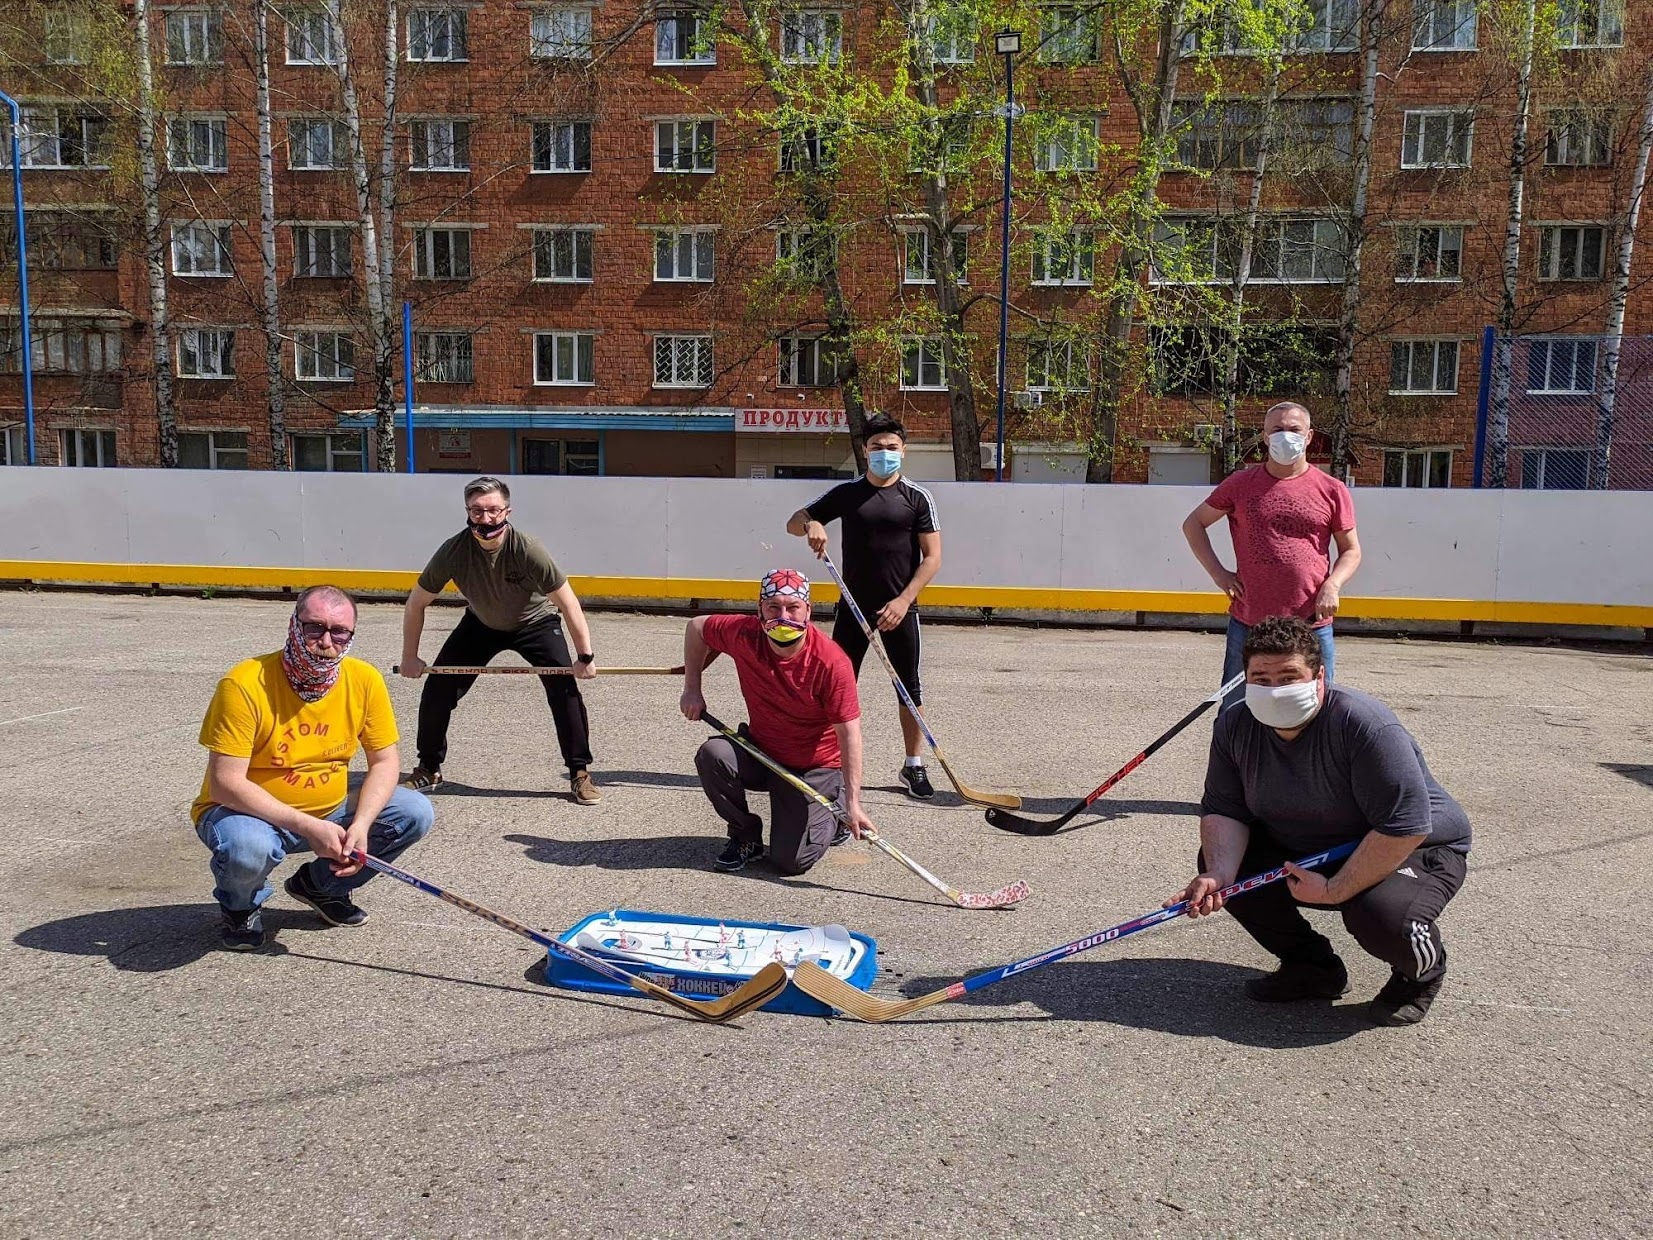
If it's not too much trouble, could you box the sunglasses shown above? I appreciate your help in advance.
[299,621,355,643]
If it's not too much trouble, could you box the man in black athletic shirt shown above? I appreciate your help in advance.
[786,414,942,799]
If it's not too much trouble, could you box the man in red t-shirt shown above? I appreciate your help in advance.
[680,569,873,874]
[1182,402,1363,707]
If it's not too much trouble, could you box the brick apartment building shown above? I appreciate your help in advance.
[0,0,1648,486]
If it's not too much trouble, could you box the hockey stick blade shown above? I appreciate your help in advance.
[792,841,1358,1021]
[356,852,786,1023]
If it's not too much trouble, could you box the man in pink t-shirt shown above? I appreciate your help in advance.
[1182,402,1363,707]
[679,569,874,874]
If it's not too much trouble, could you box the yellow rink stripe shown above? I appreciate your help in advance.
[0,560,1648,628]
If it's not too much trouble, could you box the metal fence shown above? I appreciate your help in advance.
[1474,329,1653,490]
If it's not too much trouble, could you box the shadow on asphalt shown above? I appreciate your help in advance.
[13,903,336,971]
[1602,763,1653,790]
[438,770,705,798]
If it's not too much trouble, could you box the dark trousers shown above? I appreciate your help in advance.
[416,609,593,776]
[694,733,843,876]
[1209,835,1467,985]
[830,605,923,706]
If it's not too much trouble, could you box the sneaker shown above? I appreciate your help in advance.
[1368,972,1444,1026]
[714,839,765,872]
[570,769,602,805]
[1243,958,1349,1003]
[220,906,264,951]
[402,765,442,792]
[284,868,368,928]
[829,822,852,847]
[899,763,935,800]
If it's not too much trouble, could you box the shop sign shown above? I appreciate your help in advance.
[737,408,847,434]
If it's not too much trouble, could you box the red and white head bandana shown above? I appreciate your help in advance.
[281,610,353,702]
[759,568,811,602]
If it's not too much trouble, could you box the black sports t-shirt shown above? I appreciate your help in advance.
[805,476,939,608]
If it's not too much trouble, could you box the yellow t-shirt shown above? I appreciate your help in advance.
[191,654,400,823]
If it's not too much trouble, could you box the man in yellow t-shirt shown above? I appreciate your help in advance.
[192,585,434,951]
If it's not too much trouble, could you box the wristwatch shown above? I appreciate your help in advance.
[576,652,595,665]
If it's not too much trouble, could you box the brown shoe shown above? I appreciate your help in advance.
[401,765,443,792]
[570,769,601,805]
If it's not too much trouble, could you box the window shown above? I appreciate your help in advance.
[903,228,968,284]
[1555,0,1623,47]
[900,337,946,390]
[778,336,839,387]
[534,332,595,384]
[415,332,474,383]
[292,431,365,471]
[657,120,715,172]
[413,227,473,279]
[178,328,235,378]
[1027,340,1089,391]
[1,424,26,466]
[166,9,224,63]
[293,225,353,276]
[178,430,250,469]
[45,6,89,63]
[295,331,355,381]
[1413,0,1476,48]
[1031,230,1094,285]
[1039,5,1098,61]
[1174,99,1354,171]
[780,9,842,63]
[1537,225,1605,281]
[286,7,340,63]
[653,334,713,387]
[1,319,122,373]
[289,119,347,169]
[59,429,117,467]
[409,8,468,60]
[530,7,593,58]
[654,229,715,281]
[1526,337,1596,394]
[780,125,836,172]
[1383,448,1452,487]
[167,116,229,172]
[1154,216,1345,283]
[1401,110,1473,168]
[410,119,471,171]
[1395,224,1464,281]
[908,115,973,173]
[1211,0,1356,52]
[656,9,715,63]
[1150,324,1337,396]
[3,212,117,269]
[171,221,233,276]
[776,227,835,279]
[1256,218,1348,283]
[532,228,594,281]
[531,120,592,173]
[1520,448,1590,489]
[1035,117,1099,172]
[18,107,112,169]
[1546,111,1611,167]
[523,437,600,475]
[1389,340,1458,394]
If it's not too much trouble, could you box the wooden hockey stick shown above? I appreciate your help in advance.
[698,711,1030,911]
[354,851,787,1023]
[790,842,1357,1021]
[819,553,1020,811]
[393,664,686,676]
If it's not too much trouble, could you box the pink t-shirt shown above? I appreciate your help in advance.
[702,615,859,769]
[1206,464,1355,627]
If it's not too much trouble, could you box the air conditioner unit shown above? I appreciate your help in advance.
[1010,390,1042,410]
[980,442,1002,469]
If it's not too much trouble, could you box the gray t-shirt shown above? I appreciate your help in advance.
[1202,686,1472,854]
[416,526,567,633]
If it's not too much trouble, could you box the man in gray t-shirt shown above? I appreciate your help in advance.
[1172,616,1471,1027]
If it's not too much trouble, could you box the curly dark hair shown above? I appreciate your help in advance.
[1241,615,1323,675]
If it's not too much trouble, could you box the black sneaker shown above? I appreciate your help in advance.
[220,906,264,951]
[899,764,935,800]
[714,839,764,872]
[1369,972,1444,1026]
[284,868,368,927]
[829,822,852,847]
[1243,958,1349,1003]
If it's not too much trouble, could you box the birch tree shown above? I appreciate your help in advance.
[251,0,287,468]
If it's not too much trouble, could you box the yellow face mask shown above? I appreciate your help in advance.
[764,621,807,648]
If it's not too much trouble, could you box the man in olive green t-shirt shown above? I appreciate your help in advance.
[399,477,602,805]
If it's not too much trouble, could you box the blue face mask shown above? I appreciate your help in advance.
[867,448,903,478]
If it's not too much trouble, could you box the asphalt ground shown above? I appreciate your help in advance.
[1,592,1649,1238]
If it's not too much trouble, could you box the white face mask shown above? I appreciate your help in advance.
[1245,678,1322,730]
[1267,430,1307,464]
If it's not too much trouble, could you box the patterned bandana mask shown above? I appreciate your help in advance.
[281,611,353,702]
[759,569,810,647]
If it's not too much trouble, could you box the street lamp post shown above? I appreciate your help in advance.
[992,31,1020,482]
[0,88,37,465]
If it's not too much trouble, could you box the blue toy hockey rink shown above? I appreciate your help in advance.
[543,909,878,1017]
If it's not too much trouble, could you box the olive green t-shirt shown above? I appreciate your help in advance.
[417,526,568,633]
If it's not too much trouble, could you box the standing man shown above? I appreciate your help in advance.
[1182,401,1361,707]
[1170,616,1471,1026]
[399,476,601,805]
[679,569,874,875]
[192,586,434,950]
[787,413,942,799]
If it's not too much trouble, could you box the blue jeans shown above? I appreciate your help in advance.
[1220,618,1336,711]
[195,786,434,913]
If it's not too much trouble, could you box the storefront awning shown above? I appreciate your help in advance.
[339,404,735,432]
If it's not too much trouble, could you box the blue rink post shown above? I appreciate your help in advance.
[541,910,879,1018]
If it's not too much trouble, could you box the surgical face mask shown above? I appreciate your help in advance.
[764,619,808,648]
[1245,678,1322,730]
[1267,430,1307,465]
[867,448,903,478]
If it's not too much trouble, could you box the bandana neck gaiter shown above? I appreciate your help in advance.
[281,612,353,702]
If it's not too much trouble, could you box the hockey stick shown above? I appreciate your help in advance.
[984,672,1246,836]
[698,710,1029,910]
[353,851,787,1023]
[791,841,1358,1021]
[819,553,1020,811]
[393,664,685,676]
